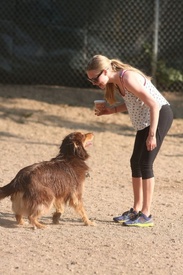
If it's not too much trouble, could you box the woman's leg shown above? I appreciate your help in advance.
[142,177,155,217]
[132,177,143,212]
[131,105,173,217]
[140,105,173,216]
[132,176,155,217]
[130,129,147,213]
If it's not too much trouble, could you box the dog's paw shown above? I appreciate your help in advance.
[33,224,46,230]
[85,220,96,226]
[52,219,60,225]
[31,222,46,230]
[52,212,61,224]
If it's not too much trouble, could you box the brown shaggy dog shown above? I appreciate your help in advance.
[0,132,95,229]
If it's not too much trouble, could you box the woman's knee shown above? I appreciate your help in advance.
[140,162,154,179]
[130,157,154,179]
[130,157,142,178]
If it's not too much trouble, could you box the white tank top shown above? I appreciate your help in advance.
[119,70,169,131]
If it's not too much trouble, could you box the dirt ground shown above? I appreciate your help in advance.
[0,84,183,275]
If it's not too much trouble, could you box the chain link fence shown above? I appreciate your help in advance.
[0,0,182,91]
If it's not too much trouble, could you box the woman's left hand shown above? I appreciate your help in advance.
[146,136,157,151]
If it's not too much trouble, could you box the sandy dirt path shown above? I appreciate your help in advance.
[0,85,183,275]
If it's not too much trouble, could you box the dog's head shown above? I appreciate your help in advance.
[59,132,94,160]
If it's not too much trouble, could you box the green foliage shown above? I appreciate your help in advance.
[140,43,183,90]
[156,60,183,90]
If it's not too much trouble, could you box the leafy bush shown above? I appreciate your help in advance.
[155,60,183,90]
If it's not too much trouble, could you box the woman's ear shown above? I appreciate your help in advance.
[103,69,108,75]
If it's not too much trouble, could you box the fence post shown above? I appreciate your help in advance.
[152,0,160,85]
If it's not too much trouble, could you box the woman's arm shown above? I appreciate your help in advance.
[95,102,127,116]
[122,71,160,151]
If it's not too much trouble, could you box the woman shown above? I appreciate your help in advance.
[86,54,173,227]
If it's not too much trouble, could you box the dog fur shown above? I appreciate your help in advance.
[0,132,94,229]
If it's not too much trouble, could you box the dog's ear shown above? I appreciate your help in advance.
[73,139,88,160]
[59,135,75,157]
[59,133,89,160]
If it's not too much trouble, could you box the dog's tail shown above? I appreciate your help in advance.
[0,178,20,200]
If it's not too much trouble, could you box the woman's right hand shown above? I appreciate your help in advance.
[95,107,113,116]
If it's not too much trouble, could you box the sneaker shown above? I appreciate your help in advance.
[113,208,137,223]
[123,211,154,227]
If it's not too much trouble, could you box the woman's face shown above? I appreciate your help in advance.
[87,69,108,89]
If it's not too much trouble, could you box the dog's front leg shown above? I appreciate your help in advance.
[15,214,24,225]
[74,201,96,226]
[28,215,46,229]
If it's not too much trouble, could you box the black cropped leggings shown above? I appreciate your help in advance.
[130,105,173,179]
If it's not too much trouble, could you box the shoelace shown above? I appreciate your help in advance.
[122,208,134,216]
[122,210,131,216]
[130,212,141,221]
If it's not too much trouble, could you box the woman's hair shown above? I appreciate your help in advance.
[86,54,151,104]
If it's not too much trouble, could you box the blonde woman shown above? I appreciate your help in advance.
[86,55,173,227]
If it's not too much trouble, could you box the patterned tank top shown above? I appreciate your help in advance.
[119,70,169,131]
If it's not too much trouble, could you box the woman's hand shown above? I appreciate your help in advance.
[146,136,157,151]
[95,107,113,116]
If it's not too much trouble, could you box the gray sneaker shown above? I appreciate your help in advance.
[113,208,137,223]
[123,212,154,227]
